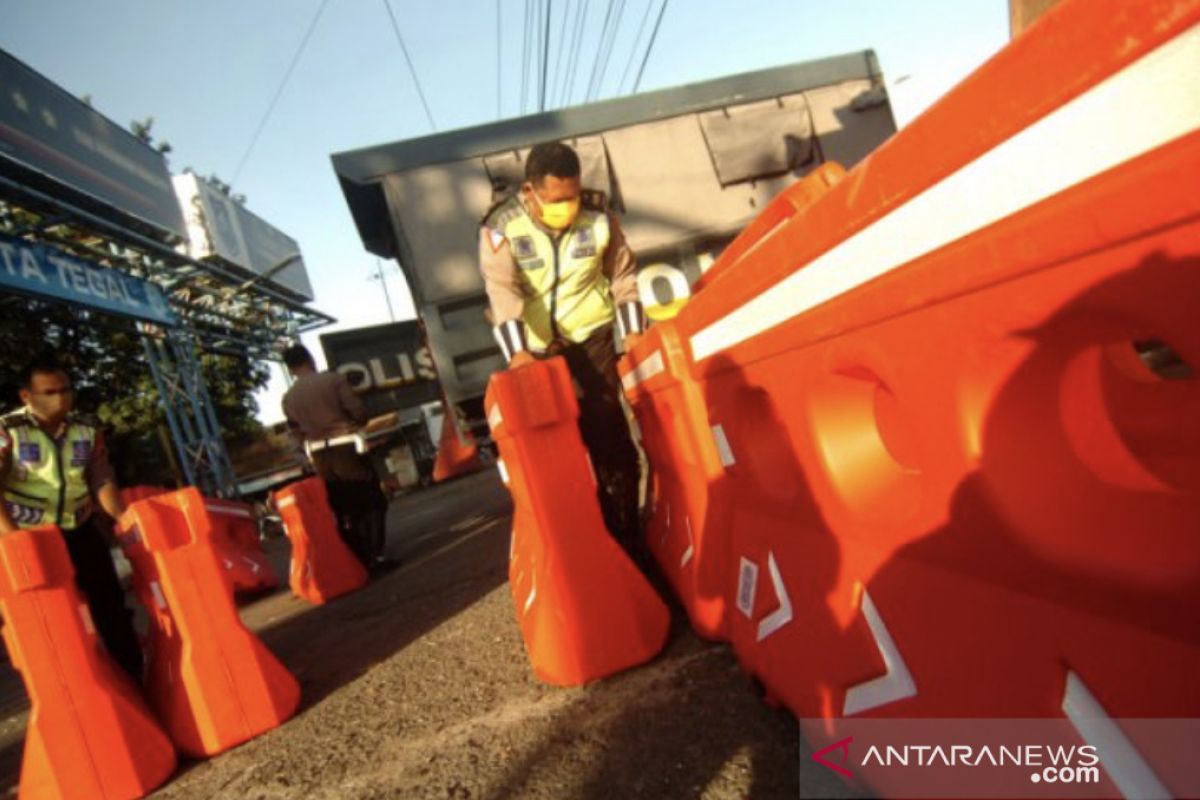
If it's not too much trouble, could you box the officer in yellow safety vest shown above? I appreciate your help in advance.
[480,141,644,553]
[0,356,143,681]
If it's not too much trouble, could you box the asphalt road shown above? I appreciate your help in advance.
[0,470,851,799]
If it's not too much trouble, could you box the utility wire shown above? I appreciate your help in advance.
[231,0,330,185]
[618,0,655,95]
[591,0,626,100]
[383,0,437,131]
[497,0,503,118]
[632,0,669,93]
[520,0,531,113]
[549,0,571,110]
[539,0,554,111]
[560,0,590,106]
[584,0,618,101]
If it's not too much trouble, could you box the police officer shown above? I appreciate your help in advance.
[281,344,392,572]
[479,141,644,552]
[0,356,143,681]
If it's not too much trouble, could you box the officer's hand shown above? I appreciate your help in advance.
[509,351,536,370]
[622,333,643,354]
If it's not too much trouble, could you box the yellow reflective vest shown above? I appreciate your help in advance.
[486,194,616,350]
[1,410,96,529]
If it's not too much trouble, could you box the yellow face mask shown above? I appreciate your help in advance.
[532,188,581,230]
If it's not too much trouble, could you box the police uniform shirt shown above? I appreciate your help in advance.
[281,370,369,443]
[479,191,640,356]
[0,411,116,528]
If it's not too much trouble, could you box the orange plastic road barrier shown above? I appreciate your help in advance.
[691,162,845,294]
[486,357,669,686]
[272,477,367,604]
[618,323,731,641]
[432,407,484,483]
[622,0,1200,773]
[118,489,300,757]
[202,498,279,595]
[119,485,167,507]
[0,526,175,799]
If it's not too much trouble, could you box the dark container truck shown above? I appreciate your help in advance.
[319,320,444,492]
[332,51,897,434]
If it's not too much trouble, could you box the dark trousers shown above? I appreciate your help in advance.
[62,518,143,683]
[542,325,641,553]
[311,444,389,566]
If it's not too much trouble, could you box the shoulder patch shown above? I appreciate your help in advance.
[581,189,608,211]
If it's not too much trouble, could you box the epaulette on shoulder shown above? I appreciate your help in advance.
[581,189,608,212]
[481,195,525,228]
[0,408,33,428]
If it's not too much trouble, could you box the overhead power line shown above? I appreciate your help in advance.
[559,0,590,106]
[618,0,655,95]
[633,0,669,93]
[383,0,437,131]
[520,0,531,113]
[497,0,503,118]
[591,0,626,100]
[549,0,571,111]
[231,0,330,185]
[539,0,553,111]
[585,0,618,102]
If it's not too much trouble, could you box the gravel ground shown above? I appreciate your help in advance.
[0,471,852,799]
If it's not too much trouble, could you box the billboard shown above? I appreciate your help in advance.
[173,172,314,302]
[0,49,187,242]
[0,232,176,325]
[319,320,441,418]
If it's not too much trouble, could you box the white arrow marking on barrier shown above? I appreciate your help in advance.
[843,589,917,715]
[756,552,792,642]
[242,556,262,575]
[222,558,234,571]
[680,515,694,568]
[1063,670,1170,800]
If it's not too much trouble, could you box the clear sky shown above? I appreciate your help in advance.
[2,0,1010,424]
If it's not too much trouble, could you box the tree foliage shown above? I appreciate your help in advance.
[1,300,267,487]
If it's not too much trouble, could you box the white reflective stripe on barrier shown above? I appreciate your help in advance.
[690,22,1200,361]
[149,581,168,611]
[1063,670,1170,800]
[680,516,694,568]
[497,459,509,485]
[277,496,297,509]
[523,577,537,616]
[737,557,758,619]
[843,589,917,716]
[205,503,253,518]
[78,603,95,635]
[621,349,665,391]
[488,404,503,431]
[712,425,735,467]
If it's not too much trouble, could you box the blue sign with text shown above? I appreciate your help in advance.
[0,233,176,326]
